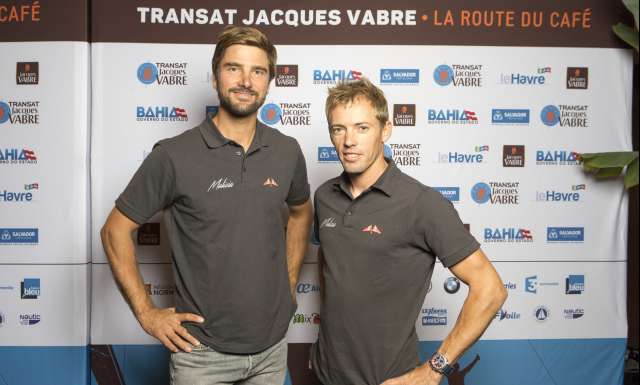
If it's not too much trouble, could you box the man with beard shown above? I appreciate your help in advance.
[101,26,312,385]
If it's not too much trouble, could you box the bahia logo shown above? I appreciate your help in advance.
[18,313,41,326]
[499,67,550,85]
[313,69,362,85]
[484,228,533,243]
[20,278,40,299]
[547,227,584,243]
[434,187,460,203]
[0,148,37,165]
[495,309,521,321]
[380,69,419,84]
[492,109,530,124]
[318,147,339,162]
[434,64,482,87]
[534,306,550,322]
[427,109,478,125]
[437,146,488,164]
[536,150,580,166]
[536,185,584,202]
[564,308,585,319]
[259,102,311,126]
[565,275,585,294]
[136,106,187,122]
[0,228,39,245]
[540,105,588,127]
[421,307,447,325]
[137,62,187,85]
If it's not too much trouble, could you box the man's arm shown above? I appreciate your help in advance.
[286,200,313,301]
[101,207,203,353]
[382,248,507,385]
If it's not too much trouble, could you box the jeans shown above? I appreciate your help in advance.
[170,337,288,385]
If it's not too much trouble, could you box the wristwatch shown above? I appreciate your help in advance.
[428,352,454,376]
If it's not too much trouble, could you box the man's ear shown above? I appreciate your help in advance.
[382,120,392,142]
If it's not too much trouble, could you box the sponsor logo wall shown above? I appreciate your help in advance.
[1,1,632,384]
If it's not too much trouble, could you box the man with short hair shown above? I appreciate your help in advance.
[311,78,507,385]
[101,26,312,385]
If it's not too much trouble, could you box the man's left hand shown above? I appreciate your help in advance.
[380,365,443,385]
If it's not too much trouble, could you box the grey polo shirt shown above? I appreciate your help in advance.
[116,113,310,354]
[310,161,479,385]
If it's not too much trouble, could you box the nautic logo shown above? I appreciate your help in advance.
[433,64,482,87]
[313,69,362,84]
[18,313,41,326]
[259,102,311,126]
[534,306,550,322]
[0,149,37,165]
[137,62,187,85]
[564,308,585,319]
[380,69,419,84]
[434,187,460,203]
[541,105,588,127]
[136,106,188,122]
[427,109,478,124]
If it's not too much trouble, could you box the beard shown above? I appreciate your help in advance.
[216,83,266,118]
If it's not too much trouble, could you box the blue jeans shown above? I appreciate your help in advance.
[170,337,287,385]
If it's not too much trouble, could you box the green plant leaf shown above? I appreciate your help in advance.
[596,167,624,178]
[625,157,639,188]
[580,151,638,168]
[582,163,598,173]
[623,0,639,30]
[613,23,639,51]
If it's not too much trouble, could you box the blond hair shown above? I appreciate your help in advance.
[325,78,389,127]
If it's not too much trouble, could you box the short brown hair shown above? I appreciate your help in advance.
[325,78,389,127]
[211,26,277,81]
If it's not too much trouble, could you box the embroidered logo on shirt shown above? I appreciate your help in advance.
[263,177,279,187]
[207,177,234,192]
[320,217,337,229]
[361,224,383,235]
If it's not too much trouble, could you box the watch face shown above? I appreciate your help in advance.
[432,354,447,369]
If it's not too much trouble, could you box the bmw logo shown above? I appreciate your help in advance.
[444,277,460,294]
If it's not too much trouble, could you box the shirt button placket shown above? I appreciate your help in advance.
[343,206,354,228]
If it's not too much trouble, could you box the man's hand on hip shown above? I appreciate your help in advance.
[137,307,204,353]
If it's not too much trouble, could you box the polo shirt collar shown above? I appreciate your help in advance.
[199,111,273,150]
[333,158,398,198]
